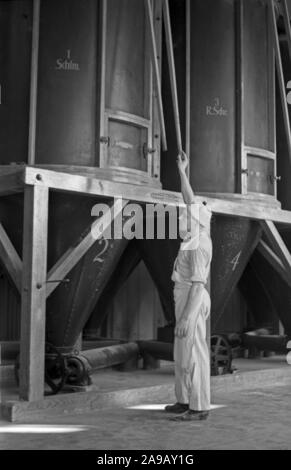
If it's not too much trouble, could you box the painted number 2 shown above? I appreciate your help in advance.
[93,238,109,263]
[230,251,241,271]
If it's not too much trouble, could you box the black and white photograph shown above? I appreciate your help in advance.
[0,0,291,456]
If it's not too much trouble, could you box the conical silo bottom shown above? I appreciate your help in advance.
[246,234,291,337]
[0,192,130,352]
[45,192,129,353]
[211,215,262,333]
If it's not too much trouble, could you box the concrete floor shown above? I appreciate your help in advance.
[0,384,290,450]
[0,357,291,450]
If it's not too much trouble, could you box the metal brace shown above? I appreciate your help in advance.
[100,136,110,146]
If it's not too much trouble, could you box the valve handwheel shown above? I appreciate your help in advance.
[211,335,232,376]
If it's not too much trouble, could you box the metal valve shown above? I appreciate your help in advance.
[269,175,281,184]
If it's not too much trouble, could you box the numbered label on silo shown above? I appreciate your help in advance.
[55,50,80,71]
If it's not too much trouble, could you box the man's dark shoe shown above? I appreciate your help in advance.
[170,409,209,421]
[164,403,189,413]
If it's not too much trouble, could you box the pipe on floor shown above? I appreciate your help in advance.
[80,342,139,370]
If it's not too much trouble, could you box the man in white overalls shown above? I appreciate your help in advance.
[165,152,212,421]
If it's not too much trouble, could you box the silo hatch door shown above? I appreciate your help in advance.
[99,0,156,178]
[246,152,275,195]
[103,111,150,172]
[241,147,277,196]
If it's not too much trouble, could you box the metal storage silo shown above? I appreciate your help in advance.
[0,0,162,356]
[251,0,291,336]
[138,0,278,334]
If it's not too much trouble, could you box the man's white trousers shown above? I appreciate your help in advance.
[173,284,211,411]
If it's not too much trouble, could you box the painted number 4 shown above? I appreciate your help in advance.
[230,251,241,271]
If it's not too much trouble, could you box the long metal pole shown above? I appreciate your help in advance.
[185,0,191,177]
[163,0,182,153]
[282,0,291,61]
[28,0,40,165]
[145,0,167,151]
[269,0,291,163]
